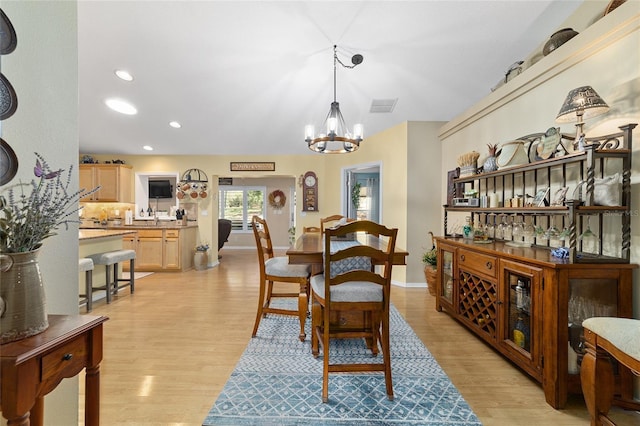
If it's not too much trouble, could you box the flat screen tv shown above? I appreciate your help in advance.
[149,180,173,199]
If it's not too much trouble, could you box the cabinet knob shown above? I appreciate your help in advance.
[62,353,73,361]
[460,254,465,261]
[486,261,493,270]
[496,300,503,306]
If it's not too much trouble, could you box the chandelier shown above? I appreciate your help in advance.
[305,45,364,154]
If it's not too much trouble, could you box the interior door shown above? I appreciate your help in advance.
[346,165,380,223]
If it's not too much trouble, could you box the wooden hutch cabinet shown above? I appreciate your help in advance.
[436,124,637,409]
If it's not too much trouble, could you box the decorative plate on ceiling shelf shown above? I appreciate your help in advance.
[0,138,18,186]
[604,0,626,16]
[0,73,18,120]
[0,9,17,55]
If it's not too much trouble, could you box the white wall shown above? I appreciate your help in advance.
[2,0,81,423]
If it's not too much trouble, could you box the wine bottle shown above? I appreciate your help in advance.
[514,316,527,349]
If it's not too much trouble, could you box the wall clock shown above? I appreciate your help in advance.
[302,171,318,212]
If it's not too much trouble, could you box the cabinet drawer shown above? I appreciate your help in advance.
[165,230,180,238]
[137,229,163,238]
[42,335,88,381]
[458,249,497,278]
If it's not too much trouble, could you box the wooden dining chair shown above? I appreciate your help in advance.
[581,317,640,426]
[310,220,398,403]
[320,215,355,233]
[251,216,311,342]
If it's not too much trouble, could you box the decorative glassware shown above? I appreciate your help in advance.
[486,214,496,239]
[523,216,536,244]
[542,216,560,241]
[512,215,524,240]
[579,216,599,254]
[495,214,506,239]
[503,215,513,241]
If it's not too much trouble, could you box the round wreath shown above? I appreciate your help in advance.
[268,189,286,209]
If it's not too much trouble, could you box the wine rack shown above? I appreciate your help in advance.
[458,270,497,340]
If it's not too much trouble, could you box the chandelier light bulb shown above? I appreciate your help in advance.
[354,124,364,140]
[305,125,315,141]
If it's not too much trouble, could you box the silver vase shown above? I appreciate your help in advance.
[483,156,498,173]
[0,250,48,344]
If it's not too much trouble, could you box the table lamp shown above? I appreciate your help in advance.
[556,86,609,153]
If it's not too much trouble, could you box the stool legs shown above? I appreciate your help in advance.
[129,258,135,293]
[114,259,135,294]
[85,270,93,312]
[104,265,113,304]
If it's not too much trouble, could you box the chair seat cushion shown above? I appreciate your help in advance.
[88,249,136,265]
[582,317,640,362]
[265,256,310,278]
[311,274,382,303]
[79,258,94,272]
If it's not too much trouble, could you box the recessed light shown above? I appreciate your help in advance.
[169,121,181,128]
[105,98,137,115]
[143,145,153,151]
[115,69,134,81]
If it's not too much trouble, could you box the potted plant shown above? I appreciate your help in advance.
[422,231,438,297]
[0,152,99,343]
[288,226,296,245]
[351,182,361,210]
[194,242,210,270]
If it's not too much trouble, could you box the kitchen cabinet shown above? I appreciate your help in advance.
[122,227,197,272]
[79,164,133,203]
[163,229,180,270]
[136,229,163,270]
[434,238,636,409]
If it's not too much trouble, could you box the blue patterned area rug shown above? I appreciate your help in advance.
[203,302,481,426]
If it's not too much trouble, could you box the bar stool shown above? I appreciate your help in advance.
[87,249,136,303]
[78,258,94,312]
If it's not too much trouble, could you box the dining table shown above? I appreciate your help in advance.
[286,230,408,334]
[286,231,408,267]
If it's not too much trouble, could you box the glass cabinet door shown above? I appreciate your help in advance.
[507,273,532,353]
[568,277,618,375]
[440,248,454,304]
[499,259,542,376]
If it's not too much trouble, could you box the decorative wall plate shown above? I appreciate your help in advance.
[537,127,560,160]
[0,9,17,55]
[0,138,18,185]
[528,138,541,163]
[0,72,18,120]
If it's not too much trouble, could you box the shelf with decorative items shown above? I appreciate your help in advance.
[444,123,636,264]
[437,123,638,408]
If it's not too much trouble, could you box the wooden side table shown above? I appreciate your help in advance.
[1,314,108,426]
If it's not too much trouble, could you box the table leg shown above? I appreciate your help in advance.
[85,364,101,426]
[298,282,308,341]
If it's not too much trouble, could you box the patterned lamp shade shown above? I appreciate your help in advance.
[556,86,609,123]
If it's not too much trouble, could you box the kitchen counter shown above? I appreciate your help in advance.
[80,222,198,230]
[79,229,136,240]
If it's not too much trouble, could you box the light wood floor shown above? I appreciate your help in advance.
[79,250,639,425]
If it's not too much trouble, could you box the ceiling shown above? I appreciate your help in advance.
[78,0,584,157]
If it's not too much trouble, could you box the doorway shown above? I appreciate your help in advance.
[344,163,381,223]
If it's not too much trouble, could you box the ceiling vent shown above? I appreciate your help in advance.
[370,98,397,113]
